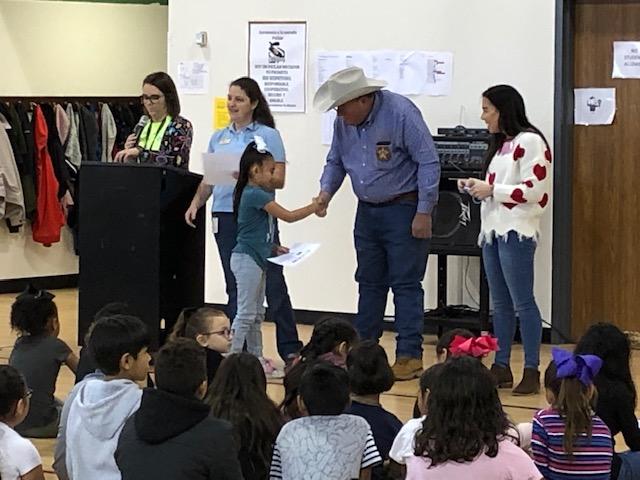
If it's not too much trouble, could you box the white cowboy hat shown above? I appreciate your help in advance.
[313,67,387,112]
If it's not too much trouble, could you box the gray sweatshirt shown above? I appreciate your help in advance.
[64,378,142,480]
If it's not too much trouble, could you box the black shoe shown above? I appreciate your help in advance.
[490,363,513,389]
[512,368,540,396]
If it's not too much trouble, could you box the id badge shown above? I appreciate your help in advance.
[212,217,219,234]
[219,137,231,145]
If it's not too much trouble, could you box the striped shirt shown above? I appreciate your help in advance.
[532,407,613,480]
[269,414,382,479]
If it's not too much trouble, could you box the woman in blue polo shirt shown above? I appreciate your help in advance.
[185,77,302,366]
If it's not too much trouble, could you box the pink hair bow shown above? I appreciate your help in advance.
[449,335,499,358]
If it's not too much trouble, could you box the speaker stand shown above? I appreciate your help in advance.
[425,253,491,335]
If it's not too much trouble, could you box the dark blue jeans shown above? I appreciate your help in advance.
[482,230,542,369]
[212,212,302,360]
[354,201,430,358]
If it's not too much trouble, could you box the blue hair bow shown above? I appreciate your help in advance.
[552,347,603,386]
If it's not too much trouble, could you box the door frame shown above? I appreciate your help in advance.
[551,0,575,343]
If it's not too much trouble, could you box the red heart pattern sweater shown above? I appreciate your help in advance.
[480,132,552,244]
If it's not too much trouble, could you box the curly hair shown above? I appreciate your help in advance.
[10,295,57,336]
[414,356,516,466]
[206,353,283,479]
[574,322,636,408]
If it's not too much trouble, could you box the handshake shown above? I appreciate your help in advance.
[311,192,330,218]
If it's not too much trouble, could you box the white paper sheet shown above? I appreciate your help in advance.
[397,51,429,95]
[612,41,640,79]
[316,51,347,89]
[267,242,320,267]
[574,88,616,126]
[423,51,453,96]
[177,61,209,95]
[202,152,239,186]
[373,50,400,93]
[321,110,337,145]
[345,51,375,79]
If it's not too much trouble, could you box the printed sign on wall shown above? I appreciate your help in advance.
[612,41,640,79]
[574,88,616,126]
[248,21,307,113]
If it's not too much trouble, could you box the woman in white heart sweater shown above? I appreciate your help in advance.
[458,85,552,396]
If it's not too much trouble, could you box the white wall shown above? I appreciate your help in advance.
[168,0,555,320]
[0,0,168,280]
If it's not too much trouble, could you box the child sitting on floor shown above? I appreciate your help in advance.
[170,306,232,383]
[0,365,44,480]
[531,348,613,480]
[62,314,151,480]
[281,317,358,419]
[207,353,284,480]
[9,285,78,438]
[346,340,402,480]
[270,363,382,480]
[389,363,444,466]
[116,338,243,479]
[406,356,541,480]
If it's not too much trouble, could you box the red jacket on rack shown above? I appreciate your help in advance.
[32,105,64,246]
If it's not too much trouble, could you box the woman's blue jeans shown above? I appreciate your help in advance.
[482,230,542,369]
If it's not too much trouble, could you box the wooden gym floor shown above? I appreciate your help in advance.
[0,289,637,479]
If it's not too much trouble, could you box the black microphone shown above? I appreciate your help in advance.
[133,115,149,141]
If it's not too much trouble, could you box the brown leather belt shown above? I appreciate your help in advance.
[361,191,418,207]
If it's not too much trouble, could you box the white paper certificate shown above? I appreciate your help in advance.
[267,242,320,267]
[202,152,239,186]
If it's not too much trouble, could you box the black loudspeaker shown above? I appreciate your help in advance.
[431,177,481,255]
[78,163,206,349]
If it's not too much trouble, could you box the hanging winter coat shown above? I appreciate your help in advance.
[32,105,64,246]
[0,113,25,230]
[2,102,36,219]
[41,103,70,199]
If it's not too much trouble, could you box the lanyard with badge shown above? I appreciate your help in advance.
[142,116,171,151]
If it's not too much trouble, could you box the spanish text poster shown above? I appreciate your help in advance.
[612,41,640,79]
[248,22,307,113]
[574,88,616,126]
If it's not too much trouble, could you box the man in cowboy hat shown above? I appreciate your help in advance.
[313,67,440,380]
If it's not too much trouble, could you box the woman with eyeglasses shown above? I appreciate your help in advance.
[184,77,303,372]
[114,71,193,168]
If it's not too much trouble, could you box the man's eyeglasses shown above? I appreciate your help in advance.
[24,389,33,400]
[203,328,232,338]
[140,94,164,104]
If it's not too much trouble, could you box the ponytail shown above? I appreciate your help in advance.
[299,317,358,362]
[544,361,596,456]
[169,307,227,341]
[233,142,272,221]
